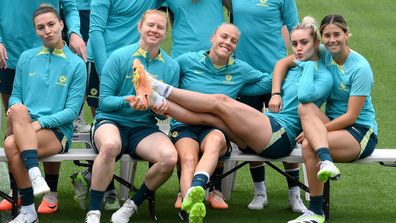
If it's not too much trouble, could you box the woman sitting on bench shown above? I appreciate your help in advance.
[4,4,86,223]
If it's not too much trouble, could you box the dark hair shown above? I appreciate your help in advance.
[32,4,61,26]
[319,14,350,36]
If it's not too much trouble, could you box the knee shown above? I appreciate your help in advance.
[8,104,29,120]
[298,103,315,119]
[98,141,121,161]
[180,153,198,170]
[301,139,316,161]
[203,131,226,154]
[159,148,178,172]
[3,136,20,160]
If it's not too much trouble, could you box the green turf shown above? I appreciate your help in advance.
[1,0,396,222]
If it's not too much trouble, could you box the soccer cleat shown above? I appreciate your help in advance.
[0,192,21,211]
[8,210,38,223]
[111,199,138,223]
[70,171,89,210]
[85,210,101,223]
[181,186,205,213]
[103,189,120,211]
[32,175,50,197]
[175,192,182,209]
[37,192,58,214]
[132,59,153,107]
[288,190,307,213]
[317,160,341,182]
[287,209,325,223]
[189,202,206,223]
[247,192,268,210]
[207,190,228,209]
[73,116,91,133]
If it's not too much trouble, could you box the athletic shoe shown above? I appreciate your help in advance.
[85,210,101,223]
[174,192,182,209]
[37,192,58,214]
[103,189,120,211]
[73,116,91,133]
[189,202,206,223]
[317,160,341,182]
[0,192,21,211]
[207,190,228,209]
[181,186,205,213]
[32,175,50,197]
[111,199,138,223]
[8,210,38,223]
[287,210,325,223]
[70,171,89,210]
[288,190,307,213]
[132,59,153,107]
[247,192,268,210]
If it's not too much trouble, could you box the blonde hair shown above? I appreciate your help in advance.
[291,16,320,42]
[140,9,169,31]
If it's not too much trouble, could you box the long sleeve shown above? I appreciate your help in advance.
[238,64,272,96]
[61,0,82,38]
[8,54,24,106]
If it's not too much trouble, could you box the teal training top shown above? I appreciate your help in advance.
[0,0,81,69]
[9,45,87,143]
[75,0,91,10]
[166,0,224,58]
[266,61,333,147]
[171,50,272,129]
[87,0,159,74]
[319,45,378,135]
[232,0,299,73]
[96,42,180,127]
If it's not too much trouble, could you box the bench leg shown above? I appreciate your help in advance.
[221,160,238,200]
[323,180,330,220]
[119,160,137,202]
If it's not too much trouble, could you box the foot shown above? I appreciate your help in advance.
[175,192,182,209]
[132,59,153,107]
[287,210,325,223]
[288,190,307,213]
[103,189,120,211]
[207,190,228,209]
[181,186,205,213]
[111,199,137,223]
[247,192,268,210]
[85,210,101,223]
[8,210,38,223]
[37,192,58,214]
[0,191,21,211]
[73,116,91,133]
[31,175,50,197]
[317,160,341,182]
[70,171,89,210]
[189,202,206,223]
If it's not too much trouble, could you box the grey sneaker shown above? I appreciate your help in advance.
[103,189,121,211]
[288,190,307,213]
[8,210,38,223]
[73,116,91,133]
[248,192,268,210]
[70,171,89,210]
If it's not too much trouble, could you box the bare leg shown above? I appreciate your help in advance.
[175,138,199,198]
[195,130,227,175]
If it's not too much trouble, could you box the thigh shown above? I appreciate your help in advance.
[135,132,176,163]
[93,120,122,153]
[175,137,200,163]
[328,130,361,162]
[36,129,63,157]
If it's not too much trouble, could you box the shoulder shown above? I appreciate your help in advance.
[176,51,200,64]
[18,47,42,65]
[64,46,85,66]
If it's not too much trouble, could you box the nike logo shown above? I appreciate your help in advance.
[193,70,204,74]
[28,72,37,76]
[47,204,58,209]
[125,74,133,79]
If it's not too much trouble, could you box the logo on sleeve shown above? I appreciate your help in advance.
[56,75,67,86]
[256,0,269,7]
[338,82,349,92]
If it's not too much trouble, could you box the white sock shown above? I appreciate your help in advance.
[150,91,166,107]
[149,77,173,98]
[254,181,266,194]
[28,167,41,181]
[289,186,300,195]
[20,203,37,219]
[43,191,58,203]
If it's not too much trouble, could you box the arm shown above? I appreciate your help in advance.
[89,0,111,74]
[298,61,333,103]
[238,63,272,96]
[38,62,87,128]
[61,0,87,61]
[8,54,24,106]
[325,96,366,131]
[0,42,7,69]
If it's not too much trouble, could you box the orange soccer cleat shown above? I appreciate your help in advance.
[132,59,153,107]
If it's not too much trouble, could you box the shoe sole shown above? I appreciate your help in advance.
[182,187,205,213]
[132,59,152,107]
[317,170,341,182]
[189,203,206,223]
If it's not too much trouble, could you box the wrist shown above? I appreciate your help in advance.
[271,92,281,96]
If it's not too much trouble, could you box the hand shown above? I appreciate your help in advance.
[150,99,168,115]
[69,33,87,62]
[295,132,305,144]
[125,95,148,110]
[293,58,313,69]
[0,42,8,69]
[268,95,282,113]
[32,121,42,131]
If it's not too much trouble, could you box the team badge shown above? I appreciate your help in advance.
[257,0,269,7]
[171,131,179,139]
[56,75,67,86]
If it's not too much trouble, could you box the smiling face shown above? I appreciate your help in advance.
[321,23,349,55]
[210,24,240,60]
[138,12,168,48]
[291,29,319,61]
[34,12,64,49]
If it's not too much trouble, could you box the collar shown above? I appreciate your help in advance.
[37,45,67,59]
[202,50,235,69]
[132,47,164,62]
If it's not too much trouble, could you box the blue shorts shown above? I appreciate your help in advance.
[51,128,69,153]
[91,119,163,160]
[0,68,15,94]
[346,124,378,160]
[86,62,99,108]
[170,125,232,161]
[240,116,293,159]
[79,10,90,42]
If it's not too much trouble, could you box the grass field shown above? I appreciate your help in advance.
[1,0,396,222]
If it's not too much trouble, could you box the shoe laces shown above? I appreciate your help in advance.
[120,200,138,216]
[86,210,100,222]
[11,210,35,223]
